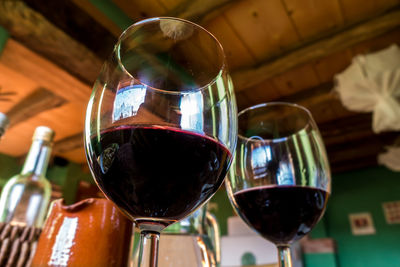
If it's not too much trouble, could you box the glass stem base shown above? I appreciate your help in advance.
[137,230,160,267]
[277,245,292,267]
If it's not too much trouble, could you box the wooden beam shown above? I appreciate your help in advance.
[237,82,335,112]
[318,114,374,146]
[22,0,117,60]
[167,0,239,24]
[24,0,239,58]
[256,81,342,124]
[0,0,103,84]
[325,133,398,173]
[326,133,398,164]
[277,82,333,103]
[71,0,124,37]
[6,88,66,128]
[0,39,91,103]
[326,132,398,153]
[53,133,83,155]
[232,8,400,92]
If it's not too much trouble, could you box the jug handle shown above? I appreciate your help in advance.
[205,212,221,265]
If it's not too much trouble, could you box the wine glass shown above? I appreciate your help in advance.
[84,17,237,267]
[225,102,331,267]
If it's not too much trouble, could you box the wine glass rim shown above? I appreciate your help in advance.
[115,17,227,95]
[237,102,315,142]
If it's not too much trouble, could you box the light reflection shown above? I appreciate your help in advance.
[25,193,43,226]
[48,217,78,266]
[180,91,204,132]
[97,82,107,143]
[215,76,228,142]
[5,184,23,221]
[298,130,314,186]
[112,85,146,122]
[47,212,63,239]
[196,236,211,267]
[277,162,295,186]
[250,145,271,179]
[110,205,121,230]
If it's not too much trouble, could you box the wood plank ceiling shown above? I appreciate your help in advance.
[0,0,399,173]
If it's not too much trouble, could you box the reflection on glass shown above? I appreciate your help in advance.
[7,184,23,217]
[25,194,43,226]
[180,91,204,132]
[250,145,271,179]
[113,85,146,122]
[276,162,294,186]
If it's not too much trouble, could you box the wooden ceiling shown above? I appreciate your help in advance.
[0,0,399,173]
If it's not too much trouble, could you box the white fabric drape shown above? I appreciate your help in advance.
[334,44,400,133]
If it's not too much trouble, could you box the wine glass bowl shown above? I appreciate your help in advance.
[226,102,330,266]
[84,17,237,266]
[116,18,226,92]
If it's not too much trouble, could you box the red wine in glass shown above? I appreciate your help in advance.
[234,185,329,245]
[90,125,232,226]
[226,102,331,267]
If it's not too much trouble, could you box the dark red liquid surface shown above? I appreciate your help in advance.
[89,126,231,226]
[233,185,329,245]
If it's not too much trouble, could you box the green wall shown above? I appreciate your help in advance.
[325,166,400,267]
[208,187,234,236]
[208,166,400,267]
[0,154,20,187]
[303,253,337,267]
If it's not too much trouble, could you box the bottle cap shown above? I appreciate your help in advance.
[33,126,55,143]
[0,113,9,137]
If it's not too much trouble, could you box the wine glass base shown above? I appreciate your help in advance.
[137,220,171,233]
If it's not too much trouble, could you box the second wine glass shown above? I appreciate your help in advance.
[84,17,237,267]
[226,102,331,267]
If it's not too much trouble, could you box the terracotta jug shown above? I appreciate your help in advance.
[31,198,133,267]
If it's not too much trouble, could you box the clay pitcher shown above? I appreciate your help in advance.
[31,198,133,267]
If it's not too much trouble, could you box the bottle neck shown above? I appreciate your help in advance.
[21,139,52,177]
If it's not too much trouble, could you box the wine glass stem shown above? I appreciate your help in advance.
[277,245,292,267]
[137,230,160,267]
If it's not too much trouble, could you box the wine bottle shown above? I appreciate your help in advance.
[0,113,9,139]
[0,126,55,228]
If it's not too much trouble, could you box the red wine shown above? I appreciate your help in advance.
[89,126,231,226]
[233,185,329,245]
